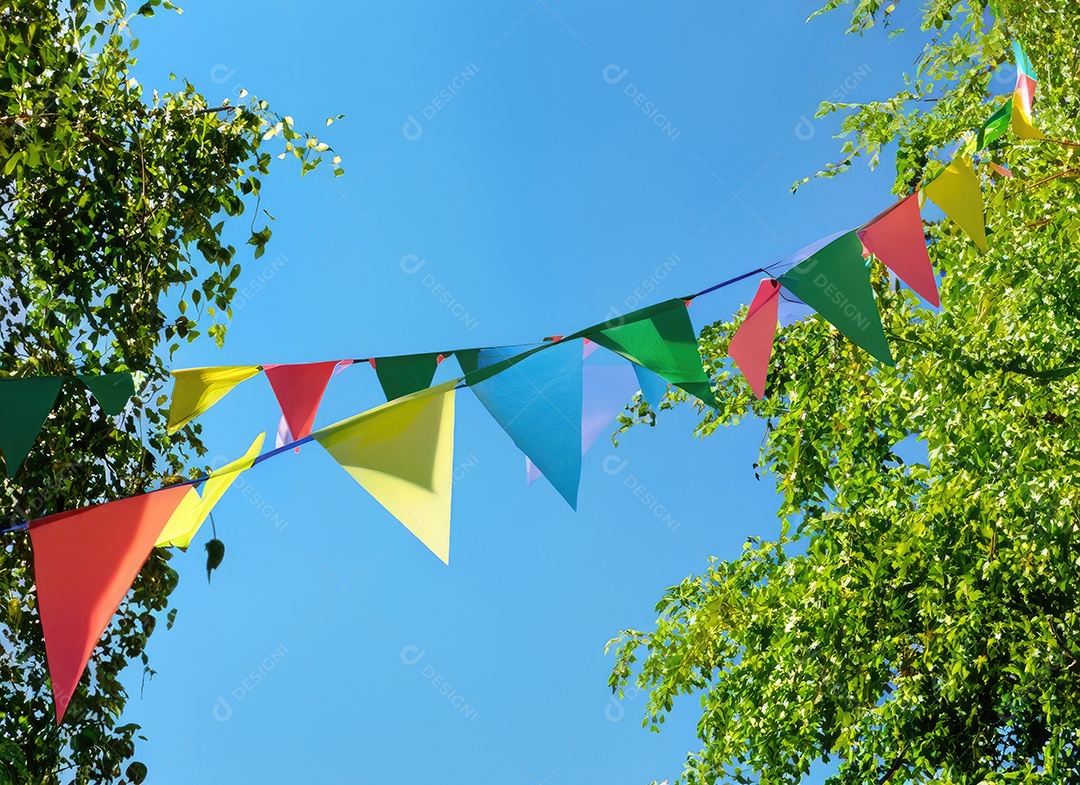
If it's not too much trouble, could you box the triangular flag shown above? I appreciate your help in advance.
[167,366,262,433]
[276,413,292,448]
[923,156,988,251]
[727,279,781,398]
[582,299,716,408]
[1012,39,1037,82]
[77,373,136,416]
[470,341,583,508]
[976,97,1013,150]
[778,232,895,365]
[155,433,266,548]
[454,349,481,376]
[263,361,338,440]
[29,484,192,722]
[1008,41,1042,139]
[526,358,638,484]
[0,376,65,477]
[1012,74,1043,140]
[857,195,941,307]
[374,353,441,402]
[771,230,849,329]
[314,381,458,564]
[633,363,669,406]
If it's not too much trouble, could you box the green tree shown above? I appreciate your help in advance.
[0,1,340,781]
[609,1,1080,782]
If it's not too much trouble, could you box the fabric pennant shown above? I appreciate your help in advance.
[155,433,266,549]
[314,381,458,564]
[263,361,338,440]
[976,97,1013,150]
[1012,74,1043,140]
[923,156,988,251]
[728,279,781,398]
[778,232,894,365]
[581,299,717,408]
[1012,39,1037,82]
[30,484,192,722]
[858,195,940,307]
[633,363,669,407]
[374,353,441,402]
[454,349,481,376]
[471,340,583,507]
[167,366,262,433]
[526,359,638,484]
[0,376,65,477]
[77,373,136,416]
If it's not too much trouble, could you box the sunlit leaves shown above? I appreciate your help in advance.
[0,0,342,781]
[611,1,1080,783]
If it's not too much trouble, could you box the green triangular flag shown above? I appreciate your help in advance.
[78,373,136,416]
[454,349,481,376]
[578,299,717,408]
[0,376,65,477]
[976,97,1013,150]
[778,232,894,365]
[374,353,441,402]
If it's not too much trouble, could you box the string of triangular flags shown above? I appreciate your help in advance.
[0,39,1058,723]
[727,37,1056,392]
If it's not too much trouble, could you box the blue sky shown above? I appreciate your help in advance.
[122,2,927,782]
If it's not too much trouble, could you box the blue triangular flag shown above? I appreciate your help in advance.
[471,340,584,508]
[633,363,669,407]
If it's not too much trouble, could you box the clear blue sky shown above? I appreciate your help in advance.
[123,3,925,782]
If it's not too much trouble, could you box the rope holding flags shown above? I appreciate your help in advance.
[3,35,1065,725]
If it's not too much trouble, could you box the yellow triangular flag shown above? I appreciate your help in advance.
[313,380,457,564]
[167,366,262,433]
[155,432,265,548]
[1012,88,1044,140]
[923,155,987,251]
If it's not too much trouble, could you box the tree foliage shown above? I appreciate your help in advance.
[610,1,1080,782]
[0,1,340,782]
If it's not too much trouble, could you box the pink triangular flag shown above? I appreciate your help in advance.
[30,485,192,722]
[857,194,940,307]
[727,279,780,399]
[263,361,339,440]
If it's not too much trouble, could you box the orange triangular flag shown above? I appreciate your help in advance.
[858,195,940,307]
[263,361,339,440]
[29,485,192,722]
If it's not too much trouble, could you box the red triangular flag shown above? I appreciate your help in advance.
[728,279,780,399]
[857,194,940,307]
[263,361,339,440]
[30,485,192,722]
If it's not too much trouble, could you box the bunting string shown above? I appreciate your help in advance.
[0,38,1063,722]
